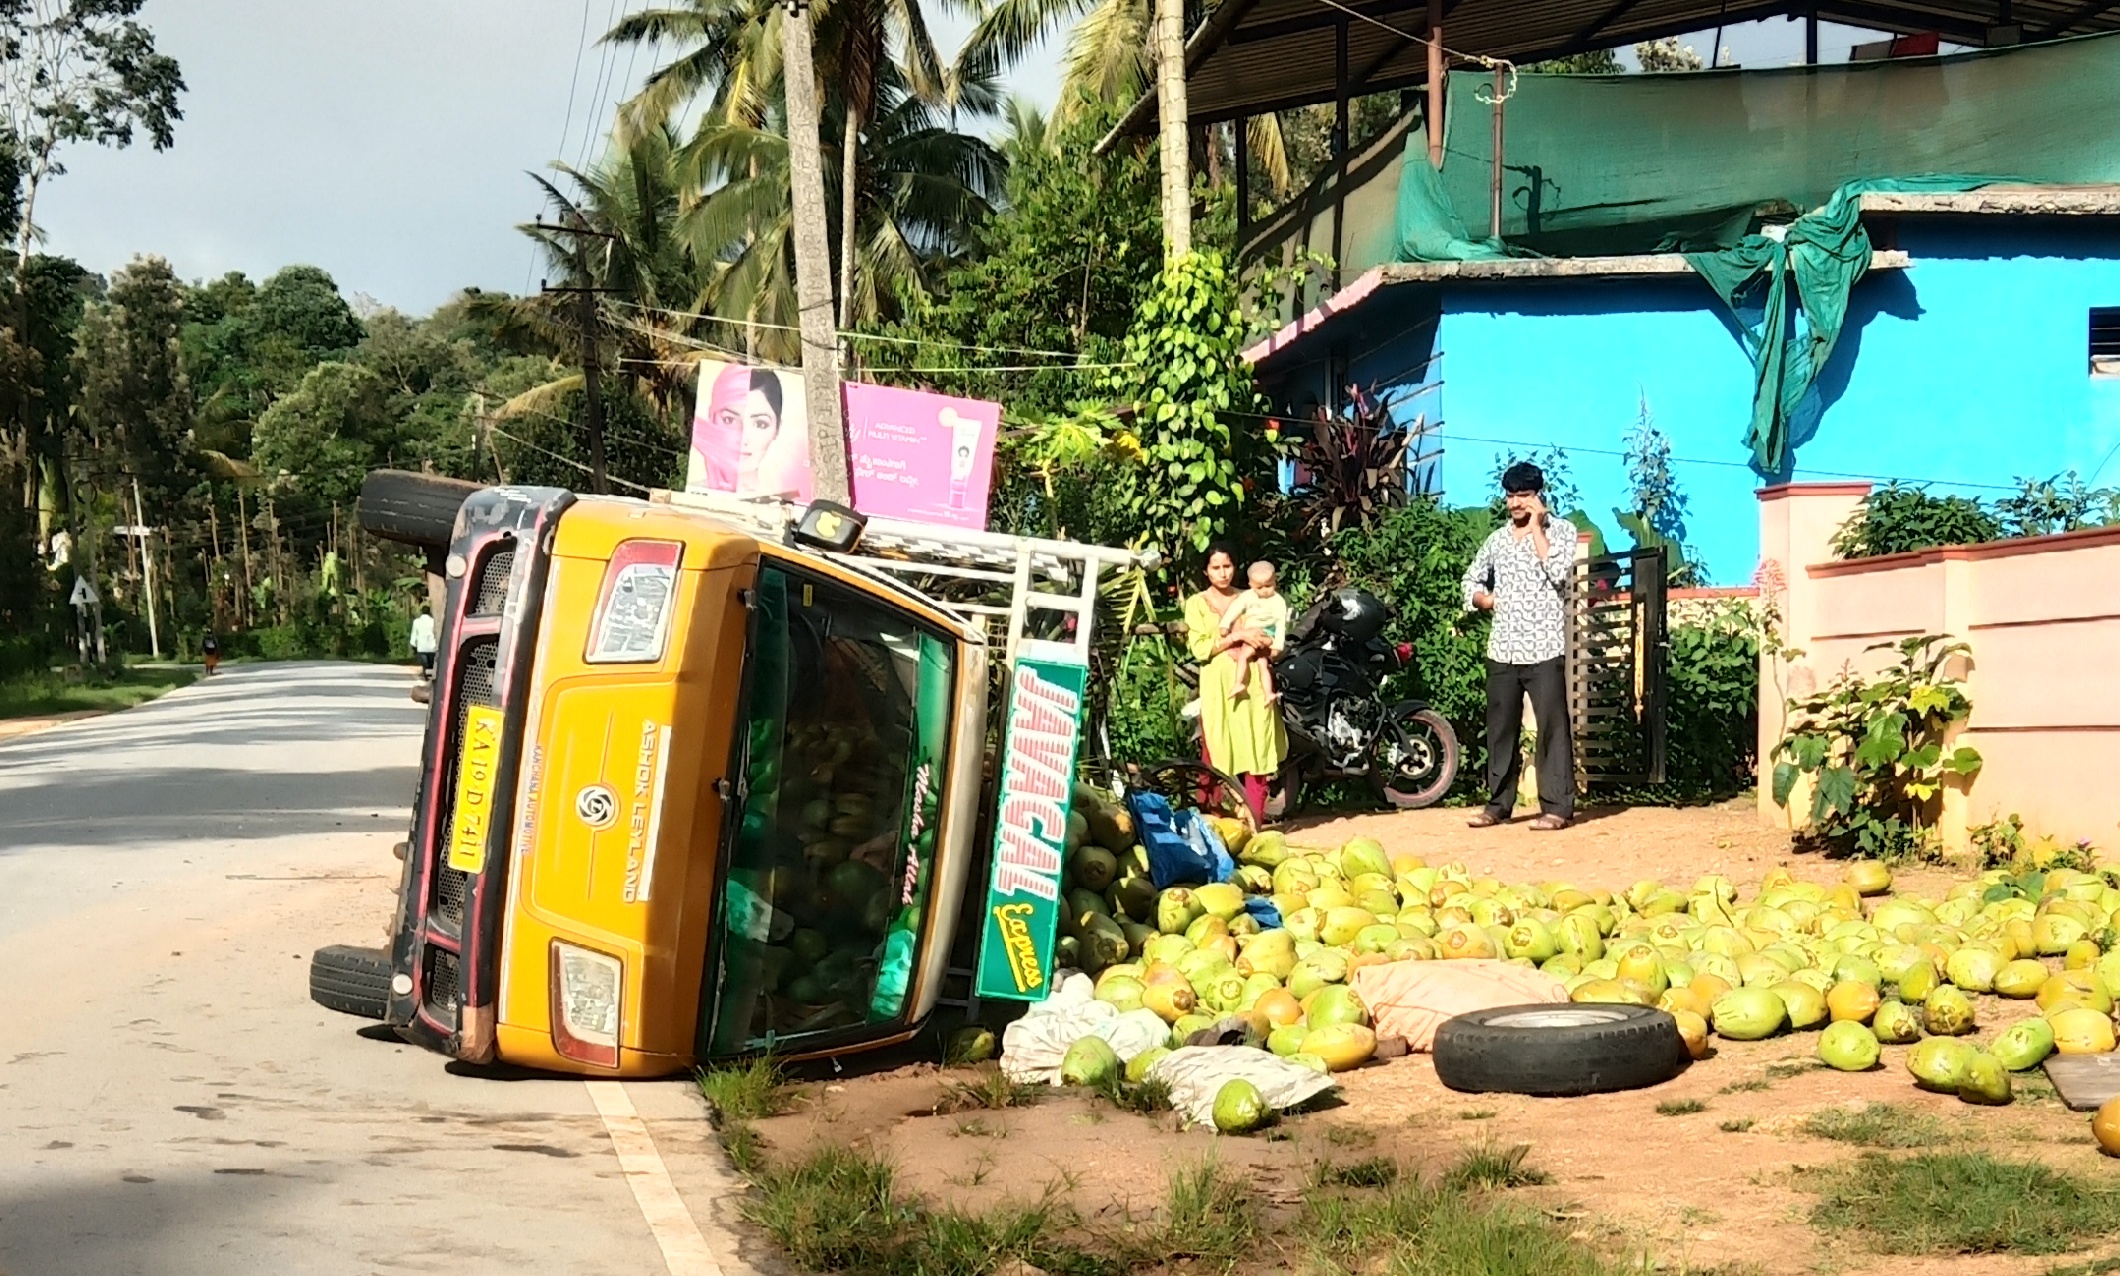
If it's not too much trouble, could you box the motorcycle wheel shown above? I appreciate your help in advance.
[1371,706,1459,809]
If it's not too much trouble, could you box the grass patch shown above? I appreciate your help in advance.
[1720,1078,1772,1094]
[2047,1258,2120,1276]
[697,1057,790,1121]
[1442,1143,1551,1191]
[1321,1123,1377,1148]
[1145,1159,1259,1268]
[1313,1157,1398,1189]
[1801,1103,1951,1149]
[1719,1118,1756,1134]
[1765,1059,1823,1079]
[1656,1099,1708,1116]
[722,1121,764,1176]
[1810,1151,2120,1255]
[936,1066,1041,1113]
[747,1145,1112,1276]
[1457,1108,1498,1121]
[1090,1073,1172,1116]
[1301,1176,1614,1276]
[0,665,195,720]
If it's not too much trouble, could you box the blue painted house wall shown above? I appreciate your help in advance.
[1266,217,2120,584]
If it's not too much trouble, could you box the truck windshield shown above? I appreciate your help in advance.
[703,562,956,1056]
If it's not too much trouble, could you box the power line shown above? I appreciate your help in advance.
[535,0,602,295]
[576,0,629,172]
[606,298,1122,362]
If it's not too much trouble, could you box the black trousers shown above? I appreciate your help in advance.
[1484,657,1573,820]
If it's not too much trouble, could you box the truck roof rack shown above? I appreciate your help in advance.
[654,489,1158,668]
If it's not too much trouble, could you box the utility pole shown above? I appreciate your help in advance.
[116,475,161,659]
[1153,0,1193,259]
[537,218,619,495]
[780,0,852,503]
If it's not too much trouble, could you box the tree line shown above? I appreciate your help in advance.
[0,0,1720,677]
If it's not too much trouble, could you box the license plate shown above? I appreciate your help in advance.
[446,704,506,874]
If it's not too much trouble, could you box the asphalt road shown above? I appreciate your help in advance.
[0,663,753,1276]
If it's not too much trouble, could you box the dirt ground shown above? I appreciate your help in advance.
[745,801,2120,1276]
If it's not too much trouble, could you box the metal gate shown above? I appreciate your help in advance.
[1569,547,1669,788]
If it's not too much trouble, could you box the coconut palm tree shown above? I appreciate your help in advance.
[961,0,1291,203]
[609,0,976,330]
[680,59,1004,361]
[483,125,710,423]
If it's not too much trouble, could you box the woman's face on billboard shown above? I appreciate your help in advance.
[722,387,780,480]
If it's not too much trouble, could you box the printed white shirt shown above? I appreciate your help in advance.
[1461,520,1574,665]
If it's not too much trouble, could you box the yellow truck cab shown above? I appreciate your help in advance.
[318,476,1148,1078]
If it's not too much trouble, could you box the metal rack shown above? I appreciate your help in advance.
[657,488,1157,668]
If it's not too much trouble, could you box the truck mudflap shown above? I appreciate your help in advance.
[386,486,573,1062]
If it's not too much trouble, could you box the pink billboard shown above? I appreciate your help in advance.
[842,382,999,530]
[687,361,999,530]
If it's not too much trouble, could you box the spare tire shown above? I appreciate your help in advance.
[1432,1003,1686,1097]
[310,944,394,1020]
[358,469,482,549]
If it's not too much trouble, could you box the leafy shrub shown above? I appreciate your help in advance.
[1832,483,2001,559]
[1658,604,1760,799]
[1771,635,1983,859]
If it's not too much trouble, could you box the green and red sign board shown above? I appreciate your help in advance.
[974,657,1087,1001]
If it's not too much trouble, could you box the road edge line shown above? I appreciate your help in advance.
[586,1079,726,1276]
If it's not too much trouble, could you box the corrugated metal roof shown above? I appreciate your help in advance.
[1103,0,2120,143]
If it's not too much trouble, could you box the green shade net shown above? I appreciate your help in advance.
[1391,32,2120,471]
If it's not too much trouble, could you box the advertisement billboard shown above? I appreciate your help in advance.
[843,382,999,530]
[686,360,813,502]
[686,361,998,529]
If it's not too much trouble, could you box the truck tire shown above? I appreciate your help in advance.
[1432,1004,1686,1097]
[358,469,482,549]
[310,944,393,1020]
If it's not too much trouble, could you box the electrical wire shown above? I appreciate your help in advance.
[1308,0,1519,102]
[535,0,602,294]
[488,426,656,492]
[605,298,1122,362]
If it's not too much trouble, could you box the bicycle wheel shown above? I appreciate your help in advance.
[1130,758,1260,832]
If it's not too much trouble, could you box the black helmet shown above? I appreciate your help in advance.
[1318,588,1391,643]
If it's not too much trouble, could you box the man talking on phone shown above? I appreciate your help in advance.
[1461,461,1576,830]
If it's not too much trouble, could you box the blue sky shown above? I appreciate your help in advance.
[33,3,1893,315]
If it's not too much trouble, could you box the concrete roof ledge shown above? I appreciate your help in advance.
[1373,251,1909,285]
[1857,185,2120,216]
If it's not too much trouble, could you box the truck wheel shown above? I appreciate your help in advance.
[310,944,394,1020]
[1432,1004,1686,1097]
[358,469,481,549]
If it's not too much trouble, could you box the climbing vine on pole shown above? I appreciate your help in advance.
[1108,250,1262,557]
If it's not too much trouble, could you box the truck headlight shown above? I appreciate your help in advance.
[585,539,683,664]
[549,940,623,1068]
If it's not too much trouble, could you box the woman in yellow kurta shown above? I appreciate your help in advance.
[1186,545,1288,816]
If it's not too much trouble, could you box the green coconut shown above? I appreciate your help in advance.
[1058,1037,1121,1087]
[1990,1017,2057,1071]
[1212,1079,1272,1134]
[1871,998,1925,1045]
[1907,1037,1977,1092]
[1711,987,1788,1041]
[1924,985,1977,1036]
[1818,1020,1882,1072]
[1957,1052,2013,1105]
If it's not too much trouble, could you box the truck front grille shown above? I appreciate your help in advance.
[431,636,501,933]
[473,545,515,616]
[425,946,461,1016]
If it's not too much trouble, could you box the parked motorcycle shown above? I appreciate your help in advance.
[1265,588,1460,817]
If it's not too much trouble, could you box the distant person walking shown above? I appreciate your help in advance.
[200,632,220,677]
[1461,462,1576,831]
[409,610,438,680]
